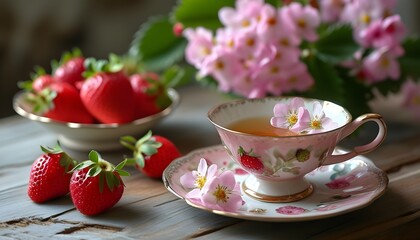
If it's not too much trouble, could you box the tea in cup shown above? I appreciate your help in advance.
[208,97,386,203]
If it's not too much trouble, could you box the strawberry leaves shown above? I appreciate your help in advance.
[41,142,77,172]
[83,54,124,78]
[70,150,129,193]
[120,130,162,168]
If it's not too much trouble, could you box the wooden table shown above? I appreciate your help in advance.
[1,85,420,239]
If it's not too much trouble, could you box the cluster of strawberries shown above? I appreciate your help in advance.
[28,131,181,216]
[20,49,171,124]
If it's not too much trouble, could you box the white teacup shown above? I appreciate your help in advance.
[208,97,386,203]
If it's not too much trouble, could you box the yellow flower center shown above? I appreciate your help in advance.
[246,38,255,47]
[280,38,290,47]
[267,17,277,26]
[310,119,322,129]
[287,113,298,126]
[360,13,371,24]
[380,58,390,68]
[213,185,229,203]
[201,47,211,56]
[270,66,280,74]
[412,95,420,105]
[215,61,225,70]
[194,175,206,189]
[297,19,306,29]
[242,20,250,27]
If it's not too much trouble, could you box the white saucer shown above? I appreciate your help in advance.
[163,145,388,222]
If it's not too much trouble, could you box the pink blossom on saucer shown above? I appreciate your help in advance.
[276,206,308,215]
[201,171,243,212]
[180,158,218,199]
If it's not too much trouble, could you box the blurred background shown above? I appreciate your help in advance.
[1,0,419,118]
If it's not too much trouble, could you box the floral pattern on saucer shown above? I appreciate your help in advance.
[163,145,388,222]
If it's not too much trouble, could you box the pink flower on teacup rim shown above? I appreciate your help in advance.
[270,97,308,132]
[271,97,338,134]
[180,158,243,212]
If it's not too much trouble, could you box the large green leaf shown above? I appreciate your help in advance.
[304,55,344,104]
[129,16,187,72]
[314,24,359,64]
[173,0,235,31]
[399,37,420,79]
[339,69,372,117]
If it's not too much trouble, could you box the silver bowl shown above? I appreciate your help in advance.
[13,88,180,151]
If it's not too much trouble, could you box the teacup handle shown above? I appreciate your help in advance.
[323,113,387,165]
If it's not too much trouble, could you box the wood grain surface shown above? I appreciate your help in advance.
[1,85,419,240]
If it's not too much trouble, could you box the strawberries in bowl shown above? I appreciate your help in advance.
[13,50,180,151]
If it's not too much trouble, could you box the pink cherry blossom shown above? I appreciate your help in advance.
[280,3,320,42]
[341,0,387,29]
[183,28,214,69]
[358,15,406,56]
[362,48,400,83]
[180,158,218,199]
[401,78,420,118]
[219,0,264,30]
[200,171,243,212]
[319,0,347,23]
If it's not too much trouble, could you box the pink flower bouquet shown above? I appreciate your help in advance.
[129,0,420,119]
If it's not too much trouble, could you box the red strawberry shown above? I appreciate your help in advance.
[28,144,76,203]
[69,150,129,216]
[52,48,85,88]
[18,67,55,93]
[25,82,95,124]
[120,130,181,178]
[80,56,137,124]
[238,146,264,174]
[129,73,172,119]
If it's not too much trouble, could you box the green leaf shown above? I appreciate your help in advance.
[265,0,280,7]
[338,68,372,117]
[399,37,420,79]
[314,24,359,64]
[114,159,127,171]
[173,0,235,31]
[129,16,187,72]
[304,55,344,103]
[89,150,100,163]
[161,65,196,88]
[105,172,115,192]
[70,161,94,172]
[116,169,130,177]
[88,166,102,177]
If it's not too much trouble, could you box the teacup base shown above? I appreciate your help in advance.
[242,175,313,203]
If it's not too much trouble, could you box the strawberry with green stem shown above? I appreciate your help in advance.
[129,72,172,118]
[52,48,85,88]
[18,66,55,93]
[69,150,130,216]
[28,143,77,203]
[238,146,264,174]
[80,54,137,124]
[120,130,181,178]
[24,81,95,124]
